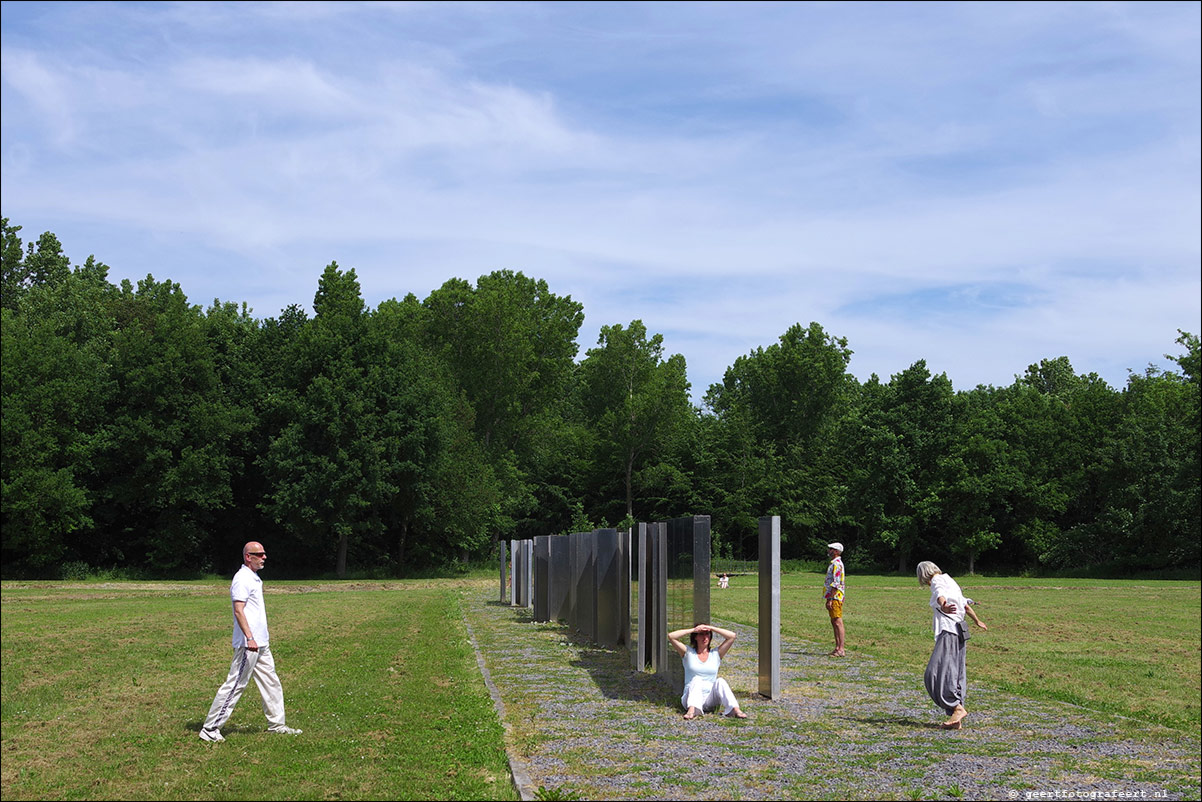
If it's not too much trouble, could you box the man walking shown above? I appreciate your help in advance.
[200,541,302,741]
[824,542,846,657]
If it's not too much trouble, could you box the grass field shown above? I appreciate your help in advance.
[0,578,517,801]
[2,572,1199,800]
[713,572,1202,732]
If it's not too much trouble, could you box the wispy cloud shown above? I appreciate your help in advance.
[2,1,1197,399]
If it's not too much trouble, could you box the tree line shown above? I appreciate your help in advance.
[2,217,1198,578]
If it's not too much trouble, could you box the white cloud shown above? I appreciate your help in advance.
[0,49,76,146]
[1,1,1197,402]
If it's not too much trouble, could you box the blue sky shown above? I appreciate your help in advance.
[2,1,1199,403]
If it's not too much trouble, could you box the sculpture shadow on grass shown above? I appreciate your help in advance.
[500,607,678,710]
[569,645,680,710]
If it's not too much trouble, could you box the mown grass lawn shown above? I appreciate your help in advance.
[0,578,517,801]
[4,571,1199,801]
[713,572,1202,732]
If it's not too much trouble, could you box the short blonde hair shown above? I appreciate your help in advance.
[916,561,942,586]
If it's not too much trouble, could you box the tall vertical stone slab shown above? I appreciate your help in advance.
[567,533,577,627]
[570,531,595,641]
[583,532,597,638]
[510,539,520,607]
[656,516,711,691]
[691,515,711,628]
[513,539,531,608]
[594,528,620,647]
[512,538,521,608]
[664,517,686,650]
[533,536,551,622]
[618,527,631,649]
[635,523,651,669]
[549,535,571,622]
[758,515,781,699]
[499,539,507,603]
[524,539,534,609]
[651,521,669,680]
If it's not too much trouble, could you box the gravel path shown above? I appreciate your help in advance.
[465,591,1201,801]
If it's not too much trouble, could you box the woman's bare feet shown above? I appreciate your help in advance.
[683,707,698,720]
[943,705,967,728]
[726,709,748,719]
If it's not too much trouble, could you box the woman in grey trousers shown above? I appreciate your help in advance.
[916,561,988,729]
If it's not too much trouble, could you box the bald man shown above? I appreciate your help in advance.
[200,542,301,741]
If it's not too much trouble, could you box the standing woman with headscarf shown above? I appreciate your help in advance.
[916,561,988,729]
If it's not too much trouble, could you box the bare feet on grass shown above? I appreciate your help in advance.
[942,705,967,729]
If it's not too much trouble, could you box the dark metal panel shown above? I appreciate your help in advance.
[594,528,620,647]
[549,536,571,622]
[499,539,507,604]
[635,523,650,669]
[533,536,551,622]
[652,521,670,684]
[570,531,594,641]
[510,539,520,608]
[524,540,534,609]
[618,528,631,649]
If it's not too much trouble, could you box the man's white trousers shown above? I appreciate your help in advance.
[203,645,287,731]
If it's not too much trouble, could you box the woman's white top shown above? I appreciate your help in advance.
[683,647,720,692]
[929,573,966,639]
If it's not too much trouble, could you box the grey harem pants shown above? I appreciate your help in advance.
[924,629,967,715]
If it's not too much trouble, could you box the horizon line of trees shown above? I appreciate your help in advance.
[3,217,1198,579]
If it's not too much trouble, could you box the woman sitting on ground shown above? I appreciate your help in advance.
[667,623,748,720]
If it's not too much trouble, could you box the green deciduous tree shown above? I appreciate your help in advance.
[87,275,252,572]
[578,320,693,526]
[850,361,956,572]
[704,322,855,556]
[422,270,584,540]
[1,218,72,311]
[1,254,115,574]
[5,214,1198,578]
[368,296,500,567]
[260,266,504,575]
[260,263,375,576]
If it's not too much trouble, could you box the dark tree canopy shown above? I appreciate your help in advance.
[2,217,1197,578]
